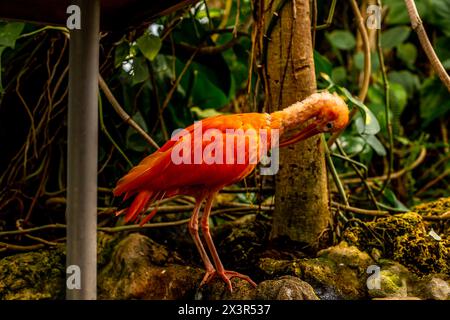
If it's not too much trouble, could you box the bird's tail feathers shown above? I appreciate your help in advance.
[117,190,166,225]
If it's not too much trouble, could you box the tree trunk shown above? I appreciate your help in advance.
[264,0,330,250]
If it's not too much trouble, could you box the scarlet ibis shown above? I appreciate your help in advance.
[113,91,349,291]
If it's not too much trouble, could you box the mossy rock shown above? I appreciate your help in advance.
[258,242,374,299]
[0,247,65,300]
[367,260,415,298]
[98,233,204,299]
[412,197,450,235]
[343,211,450,275]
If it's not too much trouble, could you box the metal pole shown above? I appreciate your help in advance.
[66,0,100,300]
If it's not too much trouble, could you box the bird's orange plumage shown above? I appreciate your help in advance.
[113,113,281,224]
[113,91,349,291]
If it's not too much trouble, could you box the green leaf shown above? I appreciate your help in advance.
[383,188,410,211]
[326,30,356,50]
[179,60,230,109]
[339,87,381,135]
[137,33,162,61]
[126,112,149,152]
[428,0,450,36]
[443,59,450,69]
[384,0,410,24]
[388,70,420,96]
[353,51,379,72]
[115,41,130,68]
[314,50,332,76]
[131,56,149,85]
[420,77,450,127]
[0,22,25,48]
[190,107,224,119]
[331,66,347,85]
[385,0,427,25]
[340,135,365,155]
[362,134,386,156]
[367,86,384,105]
[435,37,450,65]
[389,82,408,114]
[396,42,417,68]
[381,26,411,50]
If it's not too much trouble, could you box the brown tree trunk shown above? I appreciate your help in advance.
[264,0,330,250]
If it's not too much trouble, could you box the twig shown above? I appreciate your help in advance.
[415,168,450,196]
[422,211,450,221]
[233,0,241,37]
[0,223,66,237]
[343,147,426,184]
[376,0,394,195]
[334,140,380,210]
[0,242,45,252]
[404,0,450,92]
[174,37,241,56]
[159,48,198,114]
[25,234,59,246]
[331,201,390,216]
[98,93,132,167]
[315,0,337,30]
[327,0,371,147]
[323,136,349,207]
[98,74,160,150]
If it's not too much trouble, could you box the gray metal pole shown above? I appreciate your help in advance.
[66,0,100,300]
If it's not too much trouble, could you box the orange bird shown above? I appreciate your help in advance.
[113,91,349,291]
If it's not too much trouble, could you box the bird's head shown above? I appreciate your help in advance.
[275,92,349,147]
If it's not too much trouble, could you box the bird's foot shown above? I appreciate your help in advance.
[200,269,257,292]
[200,267,217,287]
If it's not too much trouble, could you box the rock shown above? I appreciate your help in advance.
[412,275,450,300]
[255,276,319,300]
[259,242,374,299]
[343,212,450,275]
[0,247,65,300]
[367,260,413,299]
[196,278,256,300]
[197,275,318,300]
[214,215,271,275]
[317,241,374,270]
[98,233,204,299]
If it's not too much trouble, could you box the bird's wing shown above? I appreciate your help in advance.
[113,113,271,197]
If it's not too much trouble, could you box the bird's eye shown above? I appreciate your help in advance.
[326,122,334,130]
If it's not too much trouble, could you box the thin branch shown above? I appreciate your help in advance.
[415,168,450,196]
[160,49,198,114]
[0,223,66,237]
[376,0,394,195]
[404,0,450,91]
[0,242,45,252]
[327,0,371,147]
[422,211,450,221]
[98,74,160,150]
[331,201,389,216]
[174,37,241,56]
[343,147,426,184]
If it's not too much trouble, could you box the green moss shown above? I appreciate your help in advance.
[413,197,450,217]
[0,248,65,300]
[343,208,450,276]
[393,234,449,274]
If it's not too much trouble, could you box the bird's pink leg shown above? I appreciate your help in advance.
[189,197,215,284]
[200,192,257,292]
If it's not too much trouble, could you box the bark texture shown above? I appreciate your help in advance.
[265,0,330,249]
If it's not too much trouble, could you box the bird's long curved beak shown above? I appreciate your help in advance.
[279,122,321,147]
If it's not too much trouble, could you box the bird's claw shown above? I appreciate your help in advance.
[200,267,217,287]
[200,269,257,292]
